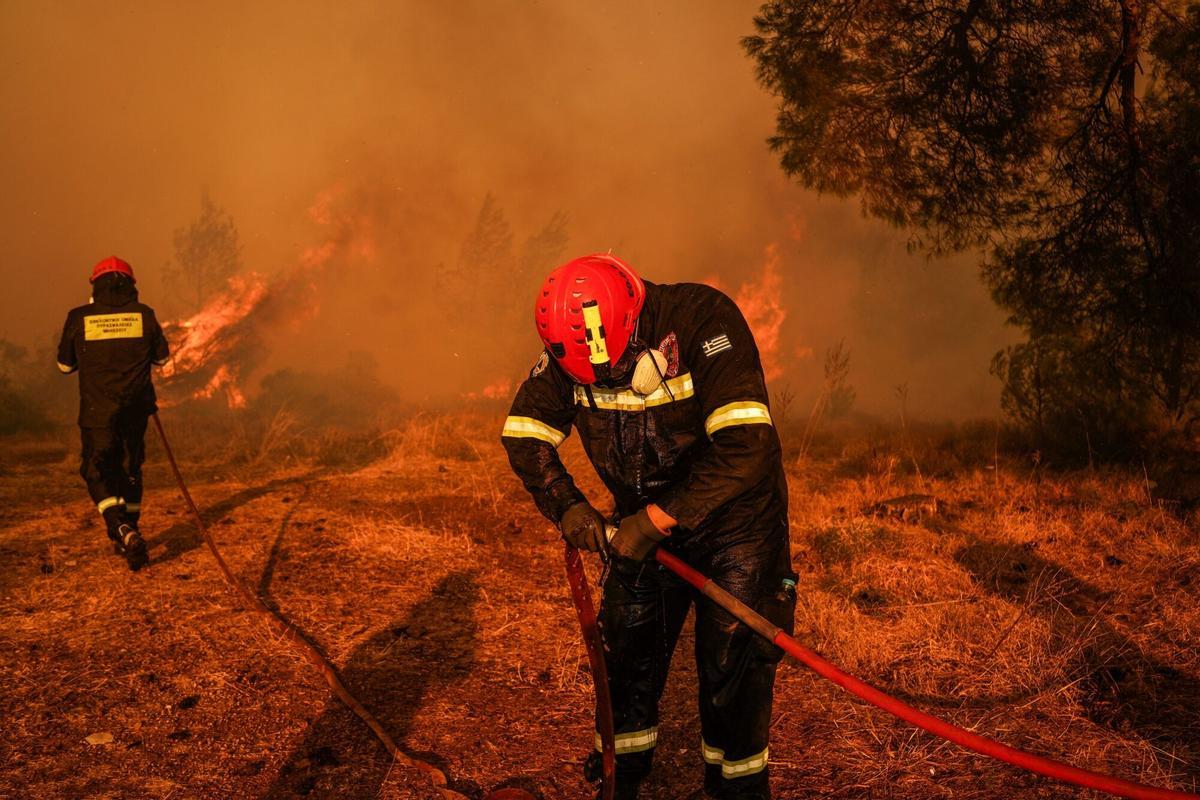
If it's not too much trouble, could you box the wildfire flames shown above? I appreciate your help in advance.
[159,274,269,408]
[158,186,374,408]
[733,245,787,382]
[464,378,513,401]
[707,245,790,383]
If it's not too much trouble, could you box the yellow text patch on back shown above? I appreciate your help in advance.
[84,313,143,341]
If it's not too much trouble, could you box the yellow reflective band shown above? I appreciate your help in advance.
[57,361,76,374]
[704,401,772,437]
[84,312,143,341]
[574,373,695,412]
[125,503,141,512]
[501,416,566,447]
[582,302,610,366]
[721,746,769,778]
[700,740,770,778]
[96,496,123,514]
[596,726,658,754]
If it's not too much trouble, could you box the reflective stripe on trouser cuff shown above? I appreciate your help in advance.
[595,726,658,754]
[125,503,141,512]
[97,497,124,514]
[501,416,566,447]
[702,740,769,778]
[57,361,77,374]
[704,401,772,437]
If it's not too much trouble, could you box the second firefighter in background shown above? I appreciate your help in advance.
[501,254,796,800]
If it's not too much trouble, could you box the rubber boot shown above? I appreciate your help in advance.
[118,524,148,572]
[103,506,127,556]
[596,780,641,800]
[584,752,641,800]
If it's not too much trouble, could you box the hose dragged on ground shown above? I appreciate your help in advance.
[650,545,1198,800]
[151,413,470,800]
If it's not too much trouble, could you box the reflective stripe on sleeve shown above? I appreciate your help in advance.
[704,401,772,437]
[97,496,124,514]
[701,739,770,778]
[57,362,77,374]
[501,416,567,447]
[596,726,658,754]
[152,358,169,367]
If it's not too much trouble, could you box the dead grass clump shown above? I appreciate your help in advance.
[810,520,899,566]
[341,514,475,561]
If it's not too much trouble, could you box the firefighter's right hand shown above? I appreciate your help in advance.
[560,502,607,552]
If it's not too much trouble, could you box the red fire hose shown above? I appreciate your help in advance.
[565,545,616,800]
[151,414,471,800]
[654,547,1198,800]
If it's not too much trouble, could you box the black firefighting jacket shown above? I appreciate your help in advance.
[57,277,170,427]
[502,281,787,544]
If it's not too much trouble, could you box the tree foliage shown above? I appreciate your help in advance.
[164,192,243,313]
[438,194,570,383]
[747,1,1200,452]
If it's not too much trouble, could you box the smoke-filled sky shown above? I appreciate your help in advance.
[1,1,1015,417]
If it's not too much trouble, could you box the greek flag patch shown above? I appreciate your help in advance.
[701,334,732,358]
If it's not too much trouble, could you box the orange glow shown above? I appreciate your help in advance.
[464,378,514,401]
[705,246,790,383]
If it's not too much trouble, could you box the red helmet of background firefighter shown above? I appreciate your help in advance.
[502,253,796,800]
[57,256,170,572]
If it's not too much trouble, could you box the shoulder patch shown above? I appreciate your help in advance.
[701,333,732,358]
[530,350,550,378]
[658,332,680,377]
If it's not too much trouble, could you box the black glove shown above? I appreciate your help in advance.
[610,508,667,561]
[560,501,607,552]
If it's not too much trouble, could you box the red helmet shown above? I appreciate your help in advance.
[90,256,135,283]
[535,253,646,384]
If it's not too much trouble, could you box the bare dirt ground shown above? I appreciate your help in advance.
[1,412,1197,799]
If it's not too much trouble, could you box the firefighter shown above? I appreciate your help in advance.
[501,254,796,800]
[57,256,170,571]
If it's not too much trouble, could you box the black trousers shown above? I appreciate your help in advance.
[79,410,148,534]
[597,526,796,799]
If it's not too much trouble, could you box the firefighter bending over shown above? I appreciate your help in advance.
[57,257,170,571]
[501,254,796,800]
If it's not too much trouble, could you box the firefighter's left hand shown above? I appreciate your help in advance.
[610,508,669,561]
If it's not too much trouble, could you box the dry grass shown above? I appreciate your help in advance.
[0,410,1196,799]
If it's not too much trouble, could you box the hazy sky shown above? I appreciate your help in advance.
[1,1,1014,416]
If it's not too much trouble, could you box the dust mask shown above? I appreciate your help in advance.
[630,349,669,395]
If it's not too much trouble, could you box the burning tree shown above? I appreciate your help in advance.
[746,1,1200,454]
[164,192,244,315]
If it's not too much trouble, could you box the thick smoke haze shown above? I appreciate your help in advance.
[1,1,1013,417]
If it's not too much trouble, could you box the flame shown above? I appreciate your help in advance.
[705,246,788,382]
[160,274,268,380]
[734,245,787,382]
[463,377,513,401]
[196,364,247,408]
[158,184,376,407]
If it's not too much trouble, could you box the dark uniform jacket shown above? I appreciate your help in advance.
[502,281,787,545]
[57,280,170,427]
